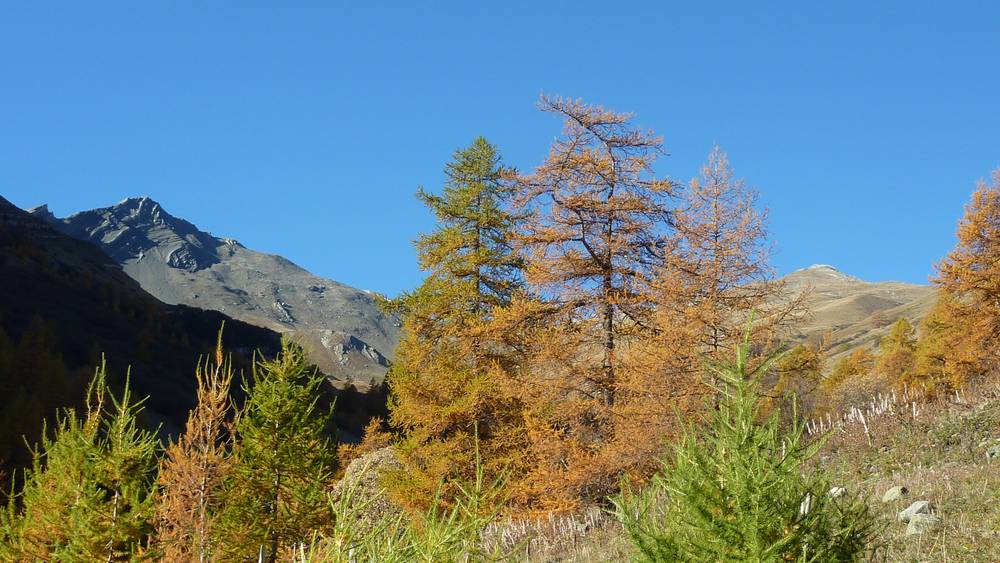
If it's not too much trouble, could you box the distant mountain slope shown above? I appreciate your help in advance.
[33,197,399,384]
[781,264,937,367]
[0,195,283,470]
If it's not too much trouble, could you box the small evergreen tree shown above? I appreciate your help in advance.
[0,361,158,561]
[214,340,336,563]
[614,324,880,562]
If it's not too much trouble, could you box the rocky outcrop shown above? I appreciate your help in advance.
[331,447,404,532]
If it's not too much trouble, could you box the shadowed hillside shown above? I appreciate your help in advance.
[0,196,285,475]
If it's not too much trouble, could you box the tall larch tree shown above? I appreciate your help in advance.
[155,336,234,562]
[214,341,336,563]
[515,95,675,408]
[619,146,797,476]
[657,146,794,358]
[512,96,676,507]
[934,167,1000,384]
[386,137,529,512]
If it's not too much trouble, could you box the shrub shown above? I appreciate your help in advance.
[613,324,881,562]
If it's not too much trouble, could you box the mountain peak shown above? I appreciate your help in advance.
[108,196,173,225]
[789,264,862,282]
[55,197,219,272]
[27,204,57,222]
[804,263,844,273]
[49,197,400,382]
[117,195,160,207]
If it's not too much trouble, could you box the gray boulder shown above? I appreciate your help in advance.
[898,500,933,523]
[882,485,908,503]
[330,447,404,534]
[905,513,943,535]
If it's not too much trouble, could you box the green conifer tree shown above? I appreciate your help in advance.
[214,340,336,563]
[0,361,158,561]
[614,325,879,561]
[386,137,529,512]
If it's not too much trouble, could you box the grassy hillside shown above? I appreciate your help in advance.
[779,265,937,369]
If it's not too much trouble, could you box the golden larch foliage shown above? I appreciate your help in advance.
[823,347,875,393]
[508,97,678,508]
[874,317,917,384]
[906,295,980,395]
[154,335,233,562]
[933,167,1000,386]
[658,146,795,357]
[385,137,531,513]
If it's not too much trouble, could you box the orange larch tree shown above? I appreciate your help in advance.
[659,146,792,358]
[155,336,234,562]
[515,95,676,408]
[633,147,797,425]
[934,167,1000,385]
[511,96,677,507]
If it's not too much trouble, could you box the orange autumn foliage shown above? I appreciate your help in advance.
[384,138,531,514]
[509,97,676,508]
[933,168,1000,386]
[659,146,795,359]
[155,337,233,562]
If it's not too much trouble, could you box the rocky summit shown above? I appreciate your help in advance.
[33,197,399,385]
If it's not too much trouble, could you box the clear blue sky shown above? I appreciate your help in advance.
[3,2,998,296]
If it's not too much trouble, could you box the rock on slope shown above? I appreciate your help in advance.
[780,264,937,367]
[33,197,399,385]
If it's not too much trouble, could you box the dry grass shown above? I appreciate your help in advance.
[816,383,1000,562]
[483,508,630,562]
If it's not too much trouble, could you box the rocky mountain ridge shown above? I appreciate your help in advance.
[32,197,398,385]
